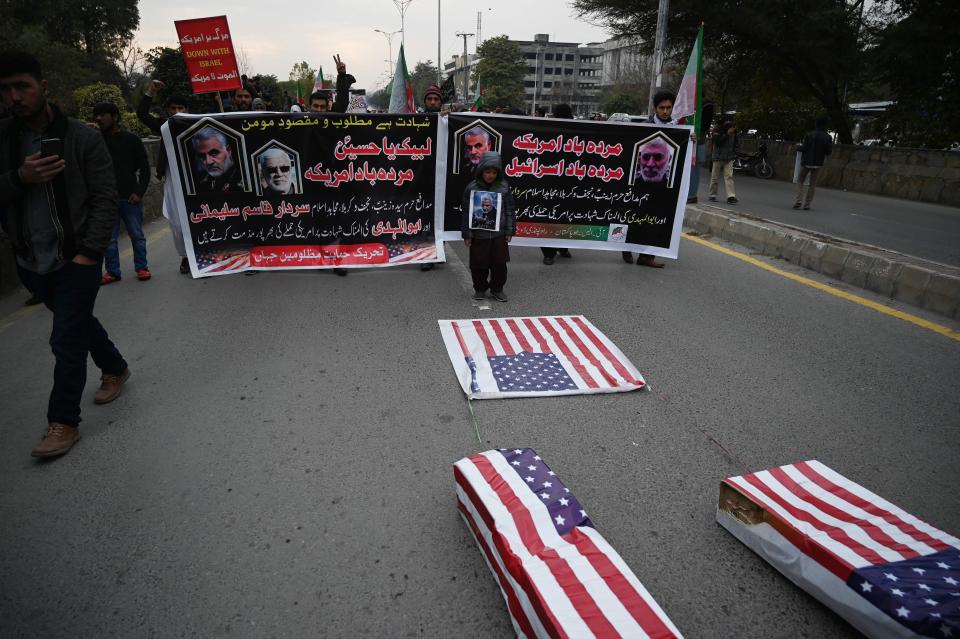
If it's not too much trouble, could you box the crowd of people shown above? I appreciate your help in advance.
[0,48,836,458]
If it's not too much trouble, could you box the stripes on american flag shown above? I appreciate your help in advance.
[720,460,960,637]
[455,448,683,639]
[388,243,438,263]
[438,316,645,399]
[195,249,251,274]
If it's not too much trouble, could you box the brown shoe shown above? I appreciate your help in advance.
[94,368,131,404]
[31,423,81,458]
[637,254,665,268]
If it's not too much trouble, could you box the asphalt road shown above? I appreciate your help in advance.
[695,171,960,266]
[1,222,958,638]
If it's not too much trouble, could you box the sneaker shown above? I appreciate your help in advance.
[558,249,572,258]
[31,423,81,458]
[94,368,130,405]
[727,196,738,204]
[802,204,810,210]
[687,197,699,204]
[621,251,634,264]
[136,268,151,281]
[420,263,435,271]
[24,292,43,306]
[333,268,348,277]
[100,273,121,285]
[543,257,554,265]
[473,290,486,301]
[179,257,190,274]
[792,202,802,209]
[708,196,717,202]
[490,290,508,302]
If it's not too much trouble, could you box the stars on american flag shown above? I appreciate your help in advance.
[849,549,960,637]
[488,352,578,393]
[498,448,592,536]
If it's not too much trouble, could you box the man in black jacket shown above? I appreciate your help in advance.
[93,101,151,284]
[0,51,130,458]
[794,116,833,210]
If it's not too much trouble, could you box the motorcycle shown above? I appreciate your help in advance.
[733,141,775,179]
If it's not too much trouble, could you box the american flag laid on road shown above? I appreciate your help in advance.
[438,316,645,399]
[455,448,683,639]
[194,248,251,274]
[719,460,959,638]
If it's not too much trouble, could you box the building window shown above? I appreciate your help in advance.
[565,68,573,75]
[527,66,536,73]
[543,81,552,88]
[545,68,553,74]
[525,52,537,59]
[544,53,554,60]
[524,81,536,88]
[566,54,574,61]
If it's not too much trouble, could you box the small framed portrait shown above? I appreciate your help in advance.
[176,117,252,195]
[251,141,302,196]
[629,132,682,188]
[453,120,502,175]
[469,190,502,231]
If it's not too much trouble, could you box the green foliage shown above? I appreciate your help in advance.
[0,22,96,114]
[368,84,392,110]
[573,0,869,142]
[600,85,647,115]
[473,36,527,108]
[871,0,960,148]
[121,112,152,138]
[249,74,280,102]
[410,61,439,107]
[142,47,217,115]
[289,61,316,87]
[73,83,126,122]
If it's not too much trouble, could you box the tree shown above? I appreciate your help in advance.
[871,0,960,148]
[142,46,218,114]
[600,85,647,115]
[410,61,439,107]
[73,82,126,121]
[472,35,527,108]
[289,62,317,87]
[367,84,392,110]
[573,0,877,143]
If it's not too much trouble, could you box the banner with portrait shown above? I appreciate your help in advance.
[440,114,693,258]
[161,112,444,276]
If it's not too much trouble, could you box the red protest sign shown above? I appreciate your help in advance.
[174,15,242,94]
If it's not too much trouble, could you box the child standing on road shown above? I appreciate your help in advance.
[461,151,515,302]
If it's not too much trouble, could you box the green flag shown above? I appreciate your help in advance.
[674,24,703,130]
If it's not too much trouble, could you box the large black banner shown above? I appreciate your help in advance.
[162,113,442,276]
[440,114,692,256]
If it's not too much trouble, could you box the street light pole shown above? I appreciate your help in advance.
[437,0,442,85]
[455,32,474,103]
[648,0,670,115]
[374,28,402,78]
[393,0,414,48]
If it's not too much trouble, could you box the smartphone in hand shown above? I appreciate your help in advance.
[40,137,63,158]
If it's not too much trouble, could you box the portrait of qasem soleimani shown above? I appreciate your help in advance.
[633,137,676,186]
[455,124,501,174]
[256,147,301,196]
[189,126,246,193]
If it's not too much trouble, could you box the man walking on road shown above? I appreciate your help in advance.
[709,114,738,204]
[93,101,151,284]
[0,52,130,457]
[794,116,833,210]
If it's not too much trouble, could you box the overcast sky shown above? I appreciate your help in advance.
[136,1,611,90]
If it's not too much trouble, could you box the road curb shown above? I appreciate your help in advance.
[683,204,960,320]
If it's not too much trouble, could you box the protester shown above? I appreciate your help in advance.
[462,152,515,302]
[420,83,447,272]
[0,51,131,457]
[232,86,254,111]
[136,79,192,274]
[252,97,267,111]
[309,90,331,113]
[794,116,833,210]
[709,114,738,204]
[622,89,681,268]
[541,103,573,265]
[690,100,715,204]
[92,102,151,284]
[325,54,356,276]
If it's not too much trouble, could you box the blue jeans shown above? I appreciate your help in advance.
[104,201,147,276]
[17,261,128,426]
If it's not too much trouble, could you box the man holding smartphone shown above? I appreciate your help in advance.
[0,51,131,458]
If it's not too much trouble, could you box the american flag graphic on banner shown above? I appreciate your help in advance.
[194,248,251,274]
[455,448,683,639]
[438,316,645,399]
[719,460,960,638]
[388,241,438,264]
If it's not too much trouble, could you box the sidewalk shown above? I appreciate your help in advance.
[683,203,960,320]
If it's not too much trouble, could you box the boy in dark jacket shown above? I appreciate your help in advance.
[461,151,515,302]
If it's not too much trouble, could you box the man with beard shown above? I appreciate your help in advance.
[258,148,297,195]
[232,86,254,111]
[191,127,243,193]
[0,51,130,457]
[635,138,673,184]
[463,126,492,170]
